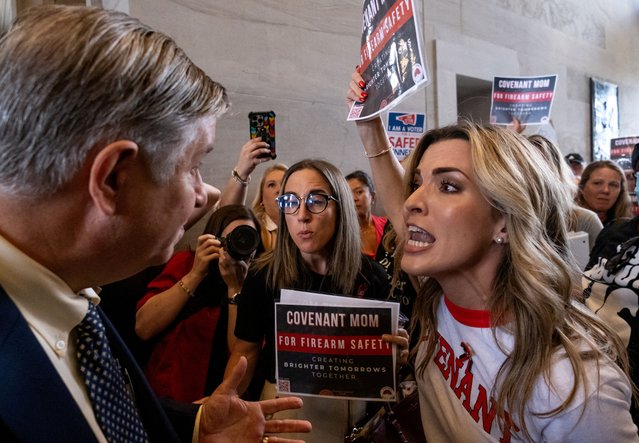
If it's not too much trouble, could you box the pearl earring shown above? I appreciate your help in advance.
[495,236,504,244]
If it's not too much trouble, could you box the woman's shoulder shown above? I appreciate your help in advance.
[360,254,388,276]
[573,205,601,224]
[526,352,635,439]
[243,259,273,288]
[371,214,388,229]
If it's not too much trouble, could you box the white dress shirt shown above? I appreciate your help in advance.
[0,234,108,442]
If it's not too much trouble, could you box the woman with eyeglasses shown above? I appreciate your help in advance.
[225,159,409,442]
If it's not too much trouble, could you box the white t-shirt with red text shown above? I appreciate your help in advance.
[417,294,638,442]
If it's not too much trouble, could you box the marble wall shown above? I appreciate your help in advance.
[126,0,638,242]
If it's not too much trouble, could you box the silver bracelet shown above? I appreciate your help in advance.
[231,168,250,186]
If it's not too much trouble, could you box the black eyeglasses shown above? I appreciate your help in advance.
[276,192,338,215]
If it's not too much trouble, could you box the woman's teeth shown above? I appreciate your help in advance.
[407,225,435,246]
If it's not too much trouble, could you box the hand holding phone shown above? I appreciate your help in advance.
[249,111,276,159]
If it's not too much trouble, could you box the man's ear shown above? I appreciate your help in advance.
[88,140,139,215]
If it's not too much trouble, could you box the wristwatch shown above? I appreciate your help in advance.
[228,292,239,305]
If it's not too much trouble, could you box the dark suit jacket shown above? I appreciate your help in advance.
[0,286,196,442]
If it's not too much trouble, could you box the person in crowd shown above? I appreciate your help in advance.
[581,144,639,430]
[565,152,586,182]
[135,205,261,403]
[624,167,639,216]
[374,220,417,321]
[628,144,639,216]
[0,5,311,442]
[625,168,637,194]
[576,159,631,226]
[226,159,409,442]
[581,147,639,271]
[347,148,421,408]
[583,229,639,429]
[99,137,270,367]
[352,154,419,322]
[347,70,638,441]
[582,142,639,421]
[217,138,274,208]
[527,135,603,250]
[251,163,288,251]
[346,170,387,257]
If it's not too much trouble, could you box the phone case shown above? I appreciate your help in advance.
[249,111,276,159]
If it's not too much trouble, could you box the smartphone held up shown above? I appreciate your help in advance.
[249,111,276,159]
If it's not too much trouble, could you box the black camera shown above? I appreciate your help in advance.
[220,225,260,261]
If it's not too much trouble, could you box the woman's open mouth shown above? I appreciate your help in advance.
[406,225,435,247]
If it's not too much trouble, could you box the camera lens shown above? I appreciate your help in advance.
[221,225,260,260]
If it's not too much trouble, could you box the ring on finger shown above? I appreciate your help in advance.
[262,436,269,443]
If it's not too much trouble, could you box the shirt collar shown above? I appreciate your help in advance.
[443,294,491,328]
[263,213,278,232]
[0,234,100,356]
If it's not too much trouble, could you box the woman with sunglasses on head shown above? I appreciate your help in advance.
[347,72,638,441]
[225,159,409,442]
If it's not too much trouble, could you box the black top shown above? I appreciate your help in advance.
[375,219,417,322]
[235,255,390,382]
[587,216,639,269]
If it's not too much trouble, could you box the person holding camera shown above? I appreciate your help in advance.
[135,205,262,403]
[225,159,409,442]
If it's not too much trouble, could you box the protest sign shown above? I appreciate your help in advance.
[490,75,558,125]
[347,0,429,121]
[386,111,426,161]
[610,136,639,169]
[275,290,399,401]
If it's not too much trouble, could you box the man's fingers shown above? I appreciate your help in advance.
[261,437,308,443]
[264,419,312,434]
[259,397,311,441]
[259,396,303,415]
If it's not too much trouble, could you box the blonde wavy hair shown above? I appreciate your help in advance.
[406,122,631,438]
[527,134,580,231]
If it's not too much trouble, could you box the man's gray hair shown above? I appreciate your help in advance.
[0,5,229,197]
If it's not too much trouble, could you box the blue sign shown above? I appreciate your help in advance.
[387,112,425,133]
